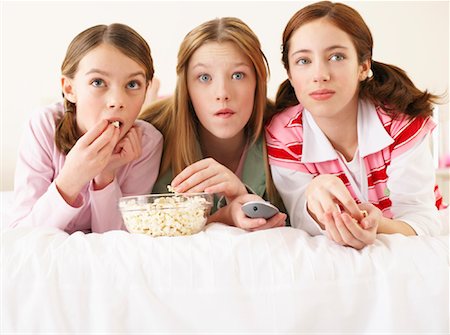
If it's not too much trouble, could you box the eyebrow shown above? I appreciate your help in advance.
[85,69,146,78]
[190,62,252,70]
[291,45,349,57]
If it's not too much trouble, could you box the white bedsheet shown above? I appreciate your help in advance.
[2,221,449,334]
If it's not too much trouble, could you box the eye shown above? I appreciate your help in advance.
[127,80,141,90]
[232,72,245,80]
[330,54,345,62]
[296,58,311,65]
[199,74,211,83]
[91,78,105,87]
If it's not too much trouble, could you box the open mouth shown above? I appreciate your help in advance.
[110,120,122,128]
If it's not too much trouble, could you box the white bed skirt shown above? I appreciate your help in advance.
[2,222,448,334]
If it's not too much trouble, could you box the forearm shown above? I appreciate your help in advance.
[90,179,125,232]
[55,175,84,206]
[225,182,248,204]
[387,134,440,236]
[377,217,417,236]
[10,182,83,230]
[207,205,233,226]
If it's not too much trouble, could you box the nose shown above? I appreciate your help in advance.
[313,61,331,82]
[215,78,230,102]
[107,87,125,110]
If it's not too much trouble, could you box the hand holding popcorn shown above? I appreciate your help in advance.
[322,203,380,249]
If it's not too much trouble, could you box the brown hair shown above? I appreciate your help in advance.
[276,1,440,117]
[140,17,281,206]
[56,23,154,154]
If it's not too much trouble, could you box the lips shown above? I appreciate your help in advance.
[108,118,124,128]
[309,89,335,101]
[215,108,235,118]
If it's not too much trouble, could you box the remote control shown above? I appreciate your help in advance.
[241,200,279,219]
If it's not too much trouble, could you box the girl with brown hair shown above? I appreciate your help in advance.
[10,23,163,233]
[266,1,446,248]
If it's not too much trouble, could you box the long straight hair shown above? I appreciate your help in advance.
[140,17,281,205]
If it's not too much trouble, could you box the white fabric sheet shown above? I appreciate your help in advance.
[2,219,449,334]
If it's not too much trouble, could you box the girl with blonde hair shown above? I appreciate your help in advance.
[141,17,286,230]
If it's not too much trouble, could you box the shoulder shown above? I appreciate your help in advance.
[245,135,264,165]
[266,104,304,130]
[375,106,435,136]
[376,106,435,136]
[134,119,163,145]
[29,102,63,123]
[18,103,63,158]
[265,104,305,146]
[375,106,436,155]
[27,102,64,136]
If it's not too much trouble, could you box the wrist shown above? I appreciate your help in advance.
[207,205,235,227]
[306,203,324,229]
[55,177,81,206]
[377,217,417,236]
[93,173,115,190]
[224,184,247,204]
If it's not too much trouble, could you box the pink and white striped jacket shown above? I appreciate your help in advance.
[265,102,446,220]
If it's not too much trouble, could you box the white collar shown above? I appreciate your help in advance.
[357,99,394,157]
[301,99,394,163]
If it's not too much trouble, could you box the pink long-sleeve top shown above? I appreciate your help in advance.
[9,102,163,233]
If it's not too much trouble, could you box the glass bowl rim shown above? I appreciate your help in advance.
[118,192,213,211]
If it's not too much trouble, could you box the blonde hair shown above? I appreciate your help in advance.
[140,17,281,205]
[56,23,154,154]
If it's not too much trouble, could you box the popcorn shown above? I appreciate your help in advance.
[336,203,368,222]
[351,210,368,224]
[111,120,120,128]
[119,193,212,237]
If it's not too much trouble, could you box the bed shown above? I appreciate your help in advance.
[1,191,449,334]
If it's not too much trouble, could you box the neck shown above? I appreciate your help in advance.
[313,98,359,161]
[199,128,246,172]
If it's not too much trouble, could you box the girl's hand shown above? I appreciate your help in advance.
[225,194,287,231]
[55,120,120,205]
[171,158,247,202]
[322,203,381,249]
[93,125,143,189]
[305,174,363,227]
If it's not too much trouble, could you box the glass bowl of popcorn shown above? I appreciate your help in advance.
[118,193,213,237]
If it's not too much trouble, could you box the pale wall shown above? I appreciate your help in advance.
[1,1,449,192]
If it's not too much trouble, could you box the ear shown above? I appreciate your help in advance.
[61,76,77,103]
[287,69,292,81]
[359,59,372,81]
[286,70,293,87]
